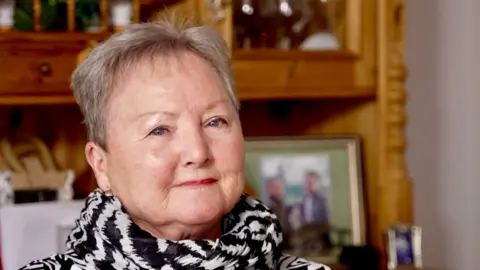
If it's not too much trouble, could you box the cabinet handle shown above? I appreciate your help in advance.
[38,62,52,76]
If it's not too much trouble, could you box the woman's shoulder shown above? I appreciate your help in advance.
[19,250,87,270]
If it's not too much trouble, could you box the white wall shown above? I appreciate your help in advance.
[406,0,480,269]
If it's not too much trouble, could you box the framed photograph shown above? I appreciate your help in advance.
[244,135,365,263]
[385,224,423,269]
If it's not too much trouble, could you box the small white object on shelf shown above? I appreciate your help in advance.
[57,169,75,202]
[299,32,340,51]
[111,0,133,30]
[0,171,14,207]
[0,0,14,31]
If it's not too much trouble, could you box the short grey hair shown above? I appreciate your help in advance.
[71,20,238,150]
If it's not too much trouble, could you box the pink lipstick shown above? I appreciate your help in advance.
[177,178,218,187]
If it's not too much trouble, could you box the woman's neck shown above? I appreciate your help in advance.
[134,218,222,241]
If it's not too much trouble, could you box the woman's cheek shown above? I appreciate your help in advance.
[139,147,175,185]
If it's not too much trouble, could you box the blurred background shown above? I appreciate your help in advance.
[0,0,478,270]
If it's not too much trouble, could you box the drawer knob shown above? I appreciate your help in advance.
[38,62,52,76]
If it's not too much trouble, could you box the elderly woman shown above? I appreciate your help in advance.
[21,20,330,270]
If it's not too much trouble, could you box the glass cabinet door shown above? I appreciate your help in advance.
[151,0,362,55]
[231,0,346,51]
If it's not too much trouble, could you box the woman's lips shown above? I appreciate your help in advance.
[177,178,218,187]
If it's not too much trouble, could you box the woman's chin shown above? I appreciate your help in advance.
[175,200,225,225]
[166,186,234,223]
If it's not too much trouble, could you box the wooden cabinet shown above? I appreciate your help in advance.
[0,32,108,104]
[0,0,411,268]
[0,40,78,95]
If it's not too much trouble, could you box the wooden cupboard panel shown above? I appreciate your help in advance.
[290,61,355,88]
[0,32,109,43]
[237,86,374,100]
[233,61,292,89]
[0,96,75,105]
[231,51,363,99]
[232,55,369,99]
[0,47,78,95]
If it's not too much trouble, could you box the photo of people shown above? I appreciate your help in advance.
[244,136,366,262]
[259,154,334,255]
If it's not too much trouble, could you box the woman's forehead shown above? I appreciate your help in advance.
[112,54,224,99]
[136,51,214,78]
[121,53,219,89]
[106,55,232,121]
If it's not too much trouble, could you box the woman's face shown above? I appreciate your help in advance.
[87,52,245,238]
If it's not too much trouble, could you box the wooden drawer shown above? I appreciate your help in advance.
[233,60,292,89]
[0,46,79,95]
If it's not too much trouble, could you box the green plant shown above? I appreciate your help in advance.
[13,0,100,31]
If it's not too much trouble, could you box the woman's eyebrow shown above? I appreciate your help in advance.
[132,110,178,121]
[205,99,230,111]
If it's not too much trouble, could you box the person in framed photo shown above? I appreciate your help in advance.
[300,171,330,225]
[266,176,293,249]
[295,171,333,252]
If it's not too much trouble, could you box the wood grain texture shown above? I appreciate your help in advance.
[0,32,110,43]
[67,0,76,31]
[100,0,109,32]
[376,0,412,265]
[33,0,41,31]
[232,50,358,61]
[0,44,84,96]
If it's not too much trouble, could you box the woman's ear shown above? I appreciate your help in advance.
[85,142,110,191]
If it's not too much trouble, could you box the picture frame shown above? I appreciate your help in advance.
[385,223,423,270]
[244,135,366,263]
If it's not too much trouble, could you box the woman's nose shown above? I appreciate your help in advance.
[179,129,211,168]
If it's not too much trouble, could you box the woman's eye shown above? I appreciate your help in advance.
[149,127,168,136]
[207,118,227,127]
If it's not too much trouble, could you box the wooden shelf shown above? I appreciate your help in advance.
[0,95,76,105]
[232,49,358,61]
[237,86,375,100]
[0,31,110,43]
[232,50,369,100]
[140,0,184,8]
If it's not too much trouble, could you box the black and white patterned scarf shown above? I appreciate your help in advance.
[23,189,329,270]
